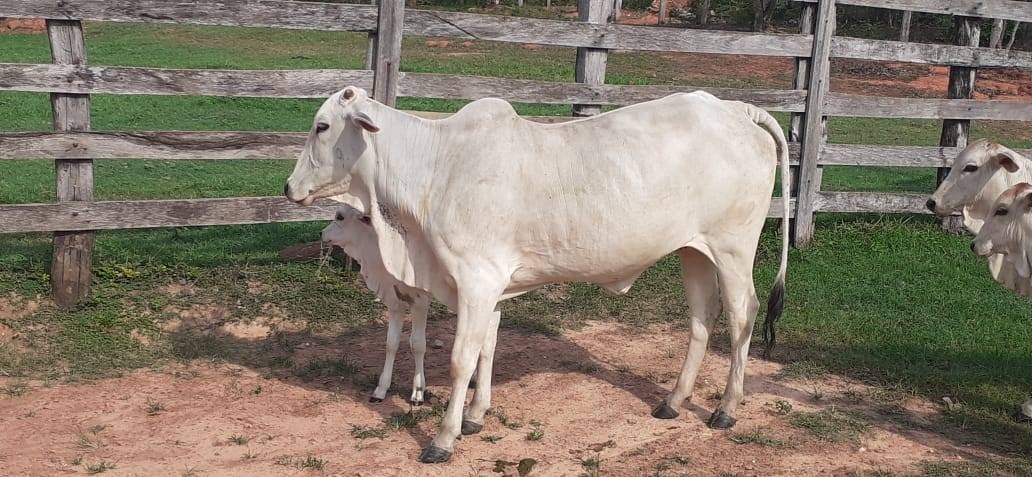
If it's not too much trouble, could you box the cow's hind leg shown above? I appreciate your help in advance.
[409,294,430,405]
[654,247,720,420]
[462,310,500,435]
[420,277,501,463]
[371,308,405,403]
[710,257,760,429]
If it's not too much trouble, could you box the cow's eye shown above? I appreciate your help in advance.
[995,208,1009,216]
[359,215,372,225]
[316,122,330,133]
[962,164,978,172]
[335,212,345,221]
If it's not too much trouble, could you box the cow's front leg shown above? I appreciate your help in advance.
[409,294,430,405]
[419,288,497,463]
[461,310,500,435]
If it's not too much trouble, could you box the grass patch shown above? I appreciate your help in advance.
[777,360,829,380]
[788,408,871,444]
[920,456,1032,477]
[228,434,250,445]
[383,405,445,430]
[274,454,327,471]
[728,429,791,449]
[145,400,165,416]
[350,424,388,439]
[84,461,116,474]
[481,434,503,443]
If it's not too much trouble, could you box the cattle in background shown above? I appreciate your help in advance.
[969,182,1032,424]
[286,87,790,463]
[928,139,1032,295]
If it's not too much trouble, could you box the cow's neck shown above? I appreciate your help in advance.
[355,105,439,224]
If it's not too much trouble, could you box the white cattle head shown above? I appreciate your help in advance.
[321,204,374,251]
[927,139,1024,216]
[972,183,1032,278]
[285,87,380,206]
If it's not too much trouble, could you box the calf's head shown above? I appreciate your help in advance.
[927,139,1023,216]
[972,183,1032,278]
[285,87,380,206]
[321,205,374,250]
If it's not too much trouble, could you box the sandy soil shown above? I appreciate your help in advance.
[0,321,1007,476]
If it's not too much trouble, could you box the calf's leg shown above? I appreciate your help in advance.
[409,294,430,405]
[371,308,405,402]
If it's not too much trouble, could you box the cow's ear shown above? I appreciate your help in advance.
[349,112,380,133]
[991,147,1021,173]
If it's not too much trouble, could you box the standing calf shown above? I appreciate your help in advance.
[970,182,1032,424]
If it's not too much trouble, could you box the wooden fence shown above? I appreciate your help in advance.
[1,0,1031,305]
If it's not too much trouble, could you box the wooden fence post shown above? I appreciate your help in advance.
[365,0,378,70]
[372,0,404,106]
[46,20,95,307]
[899,10,912,42]
[793,0,835,247]
[789,2,816,143]
[938,16,980,233]
[573,0,612,117]
[658,0,668,24]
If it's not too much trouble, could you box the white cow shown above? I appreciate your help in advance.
[928,139,1032,295]
[321,205,432,405]
[970,182,1032,424]
[285,87,790,463]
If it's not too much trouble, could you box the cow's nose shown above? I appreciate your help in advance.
[926,199,936,212]
[970,241,976,252]
[283,183,290,198]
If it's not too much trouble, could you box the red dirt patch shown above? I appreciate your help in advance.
[0,17,45,34]
[0,322,1007,475]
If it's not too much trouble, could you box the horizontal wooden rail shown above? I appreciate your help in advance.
[0,131,805,161]
[404,10,812,56]
[399,73,807,110]
[832,37,1032,69]
[0,197,340,233]
[825,93,1032,120]
[0,196,792,233]
[0,64,374,98]
[795,0,1032,24]
[821,144,1032,167]
[0,0,378,32]
[4,0,812,56]
[0,63,806,110]
[816,191,936,214]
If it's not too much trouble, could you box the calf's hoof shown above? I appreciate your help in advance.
[651,402,680,420]
[368,396,383,403]
[409,398,424,406]
[707,410,737,429]
[461,420,484,435]
[419,445,452,463]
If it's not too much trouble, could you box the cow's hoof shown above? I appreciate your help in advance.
[410,398,424,406]
[651,402,680,420]
[707,410,737,429]
[419,445,452,463]
[1013,409,1032,424]
[461,420,484,435]
[368,396,383,403]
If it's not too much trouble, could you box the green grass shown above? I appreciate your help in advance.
[0,22,1031,460]
[788,408,871,444]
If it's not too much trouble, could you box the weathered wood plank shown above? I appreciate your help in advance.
[0,63,806,110]
[1,0,377,31]
[0,64,374,98]
[404,9,812,56]
[372,0,404,106]
[573,0,612,117]
[790,2,816,142]
[795,0,1032,24]
[400,73,808,109]
[793,0,835,247]
[831,36,1032,69]
[0,196,791,233]
[899,10,913,42]
[824,93,1032,120]
[818,144,1032,167]
[816,191,939,214]
[0,197,340,234]
[47,19,94,307]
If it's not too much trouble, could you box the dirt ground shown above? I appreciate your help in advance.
[0,320,1013,476]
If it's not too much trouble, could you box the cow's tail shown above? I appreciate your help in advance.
[739,103,790,360]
